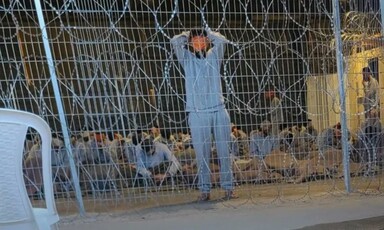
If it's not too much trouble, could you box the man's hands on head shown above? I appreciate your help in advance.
[190,35,209,52]
[181,31,190,38]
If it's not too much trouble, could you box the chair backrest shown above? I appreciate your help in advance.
[0,109,57,228]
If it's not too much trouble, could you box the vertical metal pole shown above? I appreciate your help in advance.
[332,0,351,193]
[381,0,384,37]
[34,0,86,215]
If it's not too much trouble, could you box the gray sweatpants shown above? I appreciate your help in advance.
[188,109,233,193]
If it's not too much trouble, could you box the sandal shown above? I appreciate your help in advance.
[197,192,211,201]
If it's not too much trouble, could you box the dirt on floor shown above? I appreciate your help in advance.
[50,174,384,218]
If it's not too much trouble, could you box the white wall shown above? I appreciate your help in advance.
[307,74,340,132]
[307,46,384,133]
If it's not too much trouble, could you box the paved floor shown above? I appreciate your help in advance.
[59,194,384,230]
[298,216,384,230]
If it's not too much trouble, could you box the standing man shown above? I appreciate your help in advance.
[265,90,284,136]
[171,28,237,201]
[362,66,379,118]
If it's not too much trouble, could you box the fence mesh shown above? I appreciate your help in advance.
[1,0,384,217]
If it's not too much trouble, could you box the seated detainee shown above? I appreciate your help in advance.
[305,119,318,143]
[168,132,198,185]
[171,129,195,166]
[296,120,318,153]
[71,134,87,165]
[112,137,137,184]
[249,120,279,159]
[76,132,119,191]
[159,129,177,151]
[79,132,118,192]
[107,133,126,163]
[80,131,100,164]
[317,122,341,152]
[278,127,295,152]
[86,132,111,164]
[173,130,193,152]
[358,108,381,140]
[150,124,167,143]
[123,138,137,164]
[174,130,190,143]
[97,132,113,163]
[230,124,249,158]
[316,122,350,156]
[355,108,382,163]
[51,137,69,168]
[137,128,150,142]
[149,124,164,142]
[176,147,197,168]
[373,131,384,165]
[279,124,311,160]
[174,147,200,187]
[24,132,35,157]
[26,139,42,160]
[24,141,43,196]
[134,136,182,183]
[51,137,71,192]
[169,131,184,152]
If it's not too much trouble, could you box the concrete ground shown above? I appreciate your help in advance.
[298,216,384,230]
[59,194,384,230]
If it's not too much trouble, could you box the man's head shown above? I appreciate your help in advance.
[264,90,275,100]
[367,108,379,119]
[151,124,160,138]
[71,135,78,145]
[363,67,372,82]
[81,131,91,142]
[231,123,237,133]
[189,28,210,54]
[260,120,272,136]
[52,138,64,151]
[141,138,155,155]
[334,128,342,139]
[333,122,342,139]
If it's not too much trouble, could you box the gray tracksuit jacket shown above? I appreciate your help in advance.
[170,30,228,112]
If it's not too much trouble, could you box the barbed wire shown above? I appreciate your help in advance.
[1,0,384,219]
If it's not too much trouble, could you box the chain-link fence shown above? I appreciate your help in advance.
[1,0,384,217]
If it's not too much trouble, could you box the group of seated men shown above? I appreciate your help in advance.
[22,111,384,197]
[22,127,191,196]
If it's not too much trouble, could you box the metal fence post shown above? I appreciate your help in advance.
[381,0,384,36]
[34,0,86,215]
[332,0,351,193]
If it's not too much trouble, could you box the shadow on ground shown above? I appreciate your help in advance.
[296,216,384,230]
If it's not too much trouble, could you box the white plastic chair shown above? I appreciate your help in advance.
[0,109,59,230]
